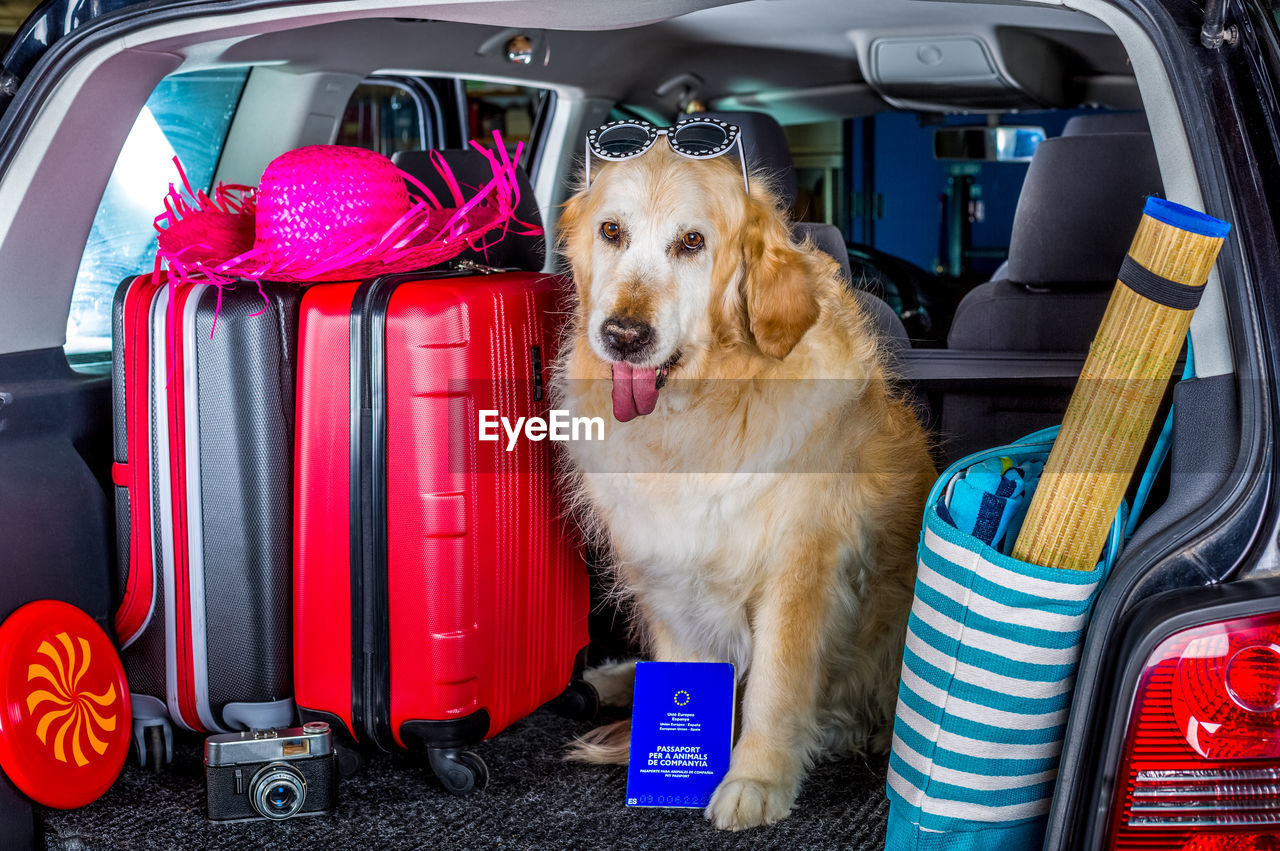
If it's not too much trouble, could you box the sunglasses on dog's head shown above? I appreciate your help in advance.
[585,118,750,193]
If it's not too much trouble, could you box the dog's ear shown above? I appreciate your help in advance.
[740,195,820,360]
[556,190,586,247]
[556,191,589,261]
[556,190,594,307]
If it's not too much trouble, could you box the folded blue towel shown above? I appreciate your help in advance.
[939,456,1043,553]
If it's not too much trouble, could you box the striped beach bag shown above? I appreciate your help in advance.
[885,426,1125,851]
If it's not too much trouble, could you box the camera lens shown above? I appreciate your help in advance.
[267,783,296,811]
[250,763,307,820]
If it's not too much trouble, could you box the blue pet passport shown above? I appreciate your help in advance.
[626,661,735,808]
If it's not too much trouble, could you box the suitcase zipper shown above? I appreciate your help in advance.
[168,284,226,733]
[163,286,195,730]
[348,278,374,748]
[115,277,160,647]
[349,275,400,752]
[366,275,397,751]
[451,258,505,275]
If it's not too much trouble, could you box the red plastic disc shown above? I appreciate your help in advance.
[0,601,131,808]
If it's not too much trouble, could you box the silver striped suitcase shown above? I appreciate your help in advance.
[111,276,298,767]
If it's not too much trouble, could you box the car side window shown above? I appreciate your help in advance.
[66,68,250,355]
[463,81,552,158]
[335,81,430,157]
[338,76,554,186]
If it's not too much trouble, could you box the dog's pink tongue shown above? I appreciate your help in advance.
[610,362,659,422]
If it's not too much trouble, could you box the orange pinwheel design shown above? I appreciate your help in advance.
[24,632,118,767]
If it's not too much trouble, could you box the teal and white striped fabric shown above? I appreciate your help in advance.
[885,428,1121,851]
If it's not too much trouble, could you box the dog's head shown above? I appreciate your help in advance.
[558,143,821,421]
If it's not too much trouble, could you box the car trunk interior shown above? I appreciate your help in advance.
[0,0,1258,846]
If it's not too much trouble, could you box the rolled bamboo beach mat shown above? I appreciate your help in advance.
[1010,197,1231,571]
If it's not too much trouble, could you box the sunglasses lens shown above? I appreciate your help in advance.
[595,124,652,155]
[672,122,730,155]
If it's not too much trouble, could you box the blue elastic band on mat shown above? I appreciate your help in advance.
[1142,197,1231,239]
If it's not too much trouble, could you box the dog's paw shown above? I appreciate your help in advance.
[704,775,795,831]
[584,659,637,708]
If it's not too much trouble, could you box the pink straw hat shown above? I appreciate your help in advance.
[152,132,536,328]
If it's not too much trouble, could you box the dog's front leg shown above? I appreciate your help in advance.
[705,545,834,831]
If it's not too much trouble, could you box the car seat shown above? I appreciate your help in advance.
[983,110,1152,282]
[940,130,1164,458]
[947,132,1163,352]
[392,149,546,272]
[1061,110,1150,136]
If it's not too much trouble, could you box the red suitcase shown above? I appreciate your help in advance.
[293,269,592,792]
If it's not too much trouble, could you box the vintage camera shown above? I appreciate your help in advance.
[205,722,338,822]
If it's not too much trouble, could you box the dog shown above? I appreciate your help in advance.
[551,141,935,831]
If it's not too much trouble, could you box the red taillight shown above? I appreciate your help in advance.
[1177,836,1280,851]
[1110,612,1280,849]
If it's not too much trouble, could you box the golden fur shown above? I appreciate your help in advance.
[551,144,935,831]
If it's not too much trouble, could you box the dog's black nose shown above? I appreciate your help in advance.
[601,315,654,358]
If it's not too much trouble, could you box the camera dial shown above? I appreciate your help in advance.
[250,763,307,820]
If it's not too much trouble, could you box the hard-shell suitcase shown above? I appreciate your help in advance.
[293,270,593,792]
[112,277,299,766]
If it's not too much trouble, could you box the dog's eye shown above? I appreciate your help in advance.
[600,221,621,241]
[681,232,704,251]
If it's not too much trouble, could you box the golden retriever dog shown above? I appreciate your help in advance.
[551,141,935,831]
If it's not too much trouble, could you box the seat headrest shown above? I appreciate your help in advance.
[1006,132,1163,288]
[794,221,909,349]
[392,148,545,271]
[679,111,797,208]
[799,222,851,280]
[1062,111,1150,136]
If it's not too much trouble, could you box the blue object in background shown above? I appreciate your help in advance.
[627,662,735,809]
[849,109,1103,277]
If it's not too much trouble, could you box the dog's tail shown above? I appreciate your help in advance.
[565,719,632,765]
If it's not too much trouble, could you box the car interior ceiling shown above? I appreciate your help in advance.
[0,0,1245,596]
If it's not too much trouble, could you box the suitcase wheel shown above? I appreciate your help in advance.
[426,747,488,796]
[131,717,173,773]
[143,726,165,773]
[548,679,600,721]
[334,740,366,778]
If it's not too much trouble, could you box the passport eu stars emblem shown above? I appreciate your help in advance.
[626,661,735,808]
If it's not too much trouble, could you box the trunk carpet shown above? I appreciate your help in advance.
[38,708,890,850]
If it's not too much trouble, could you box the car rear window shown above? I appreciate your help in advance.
[66,68,249,355]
